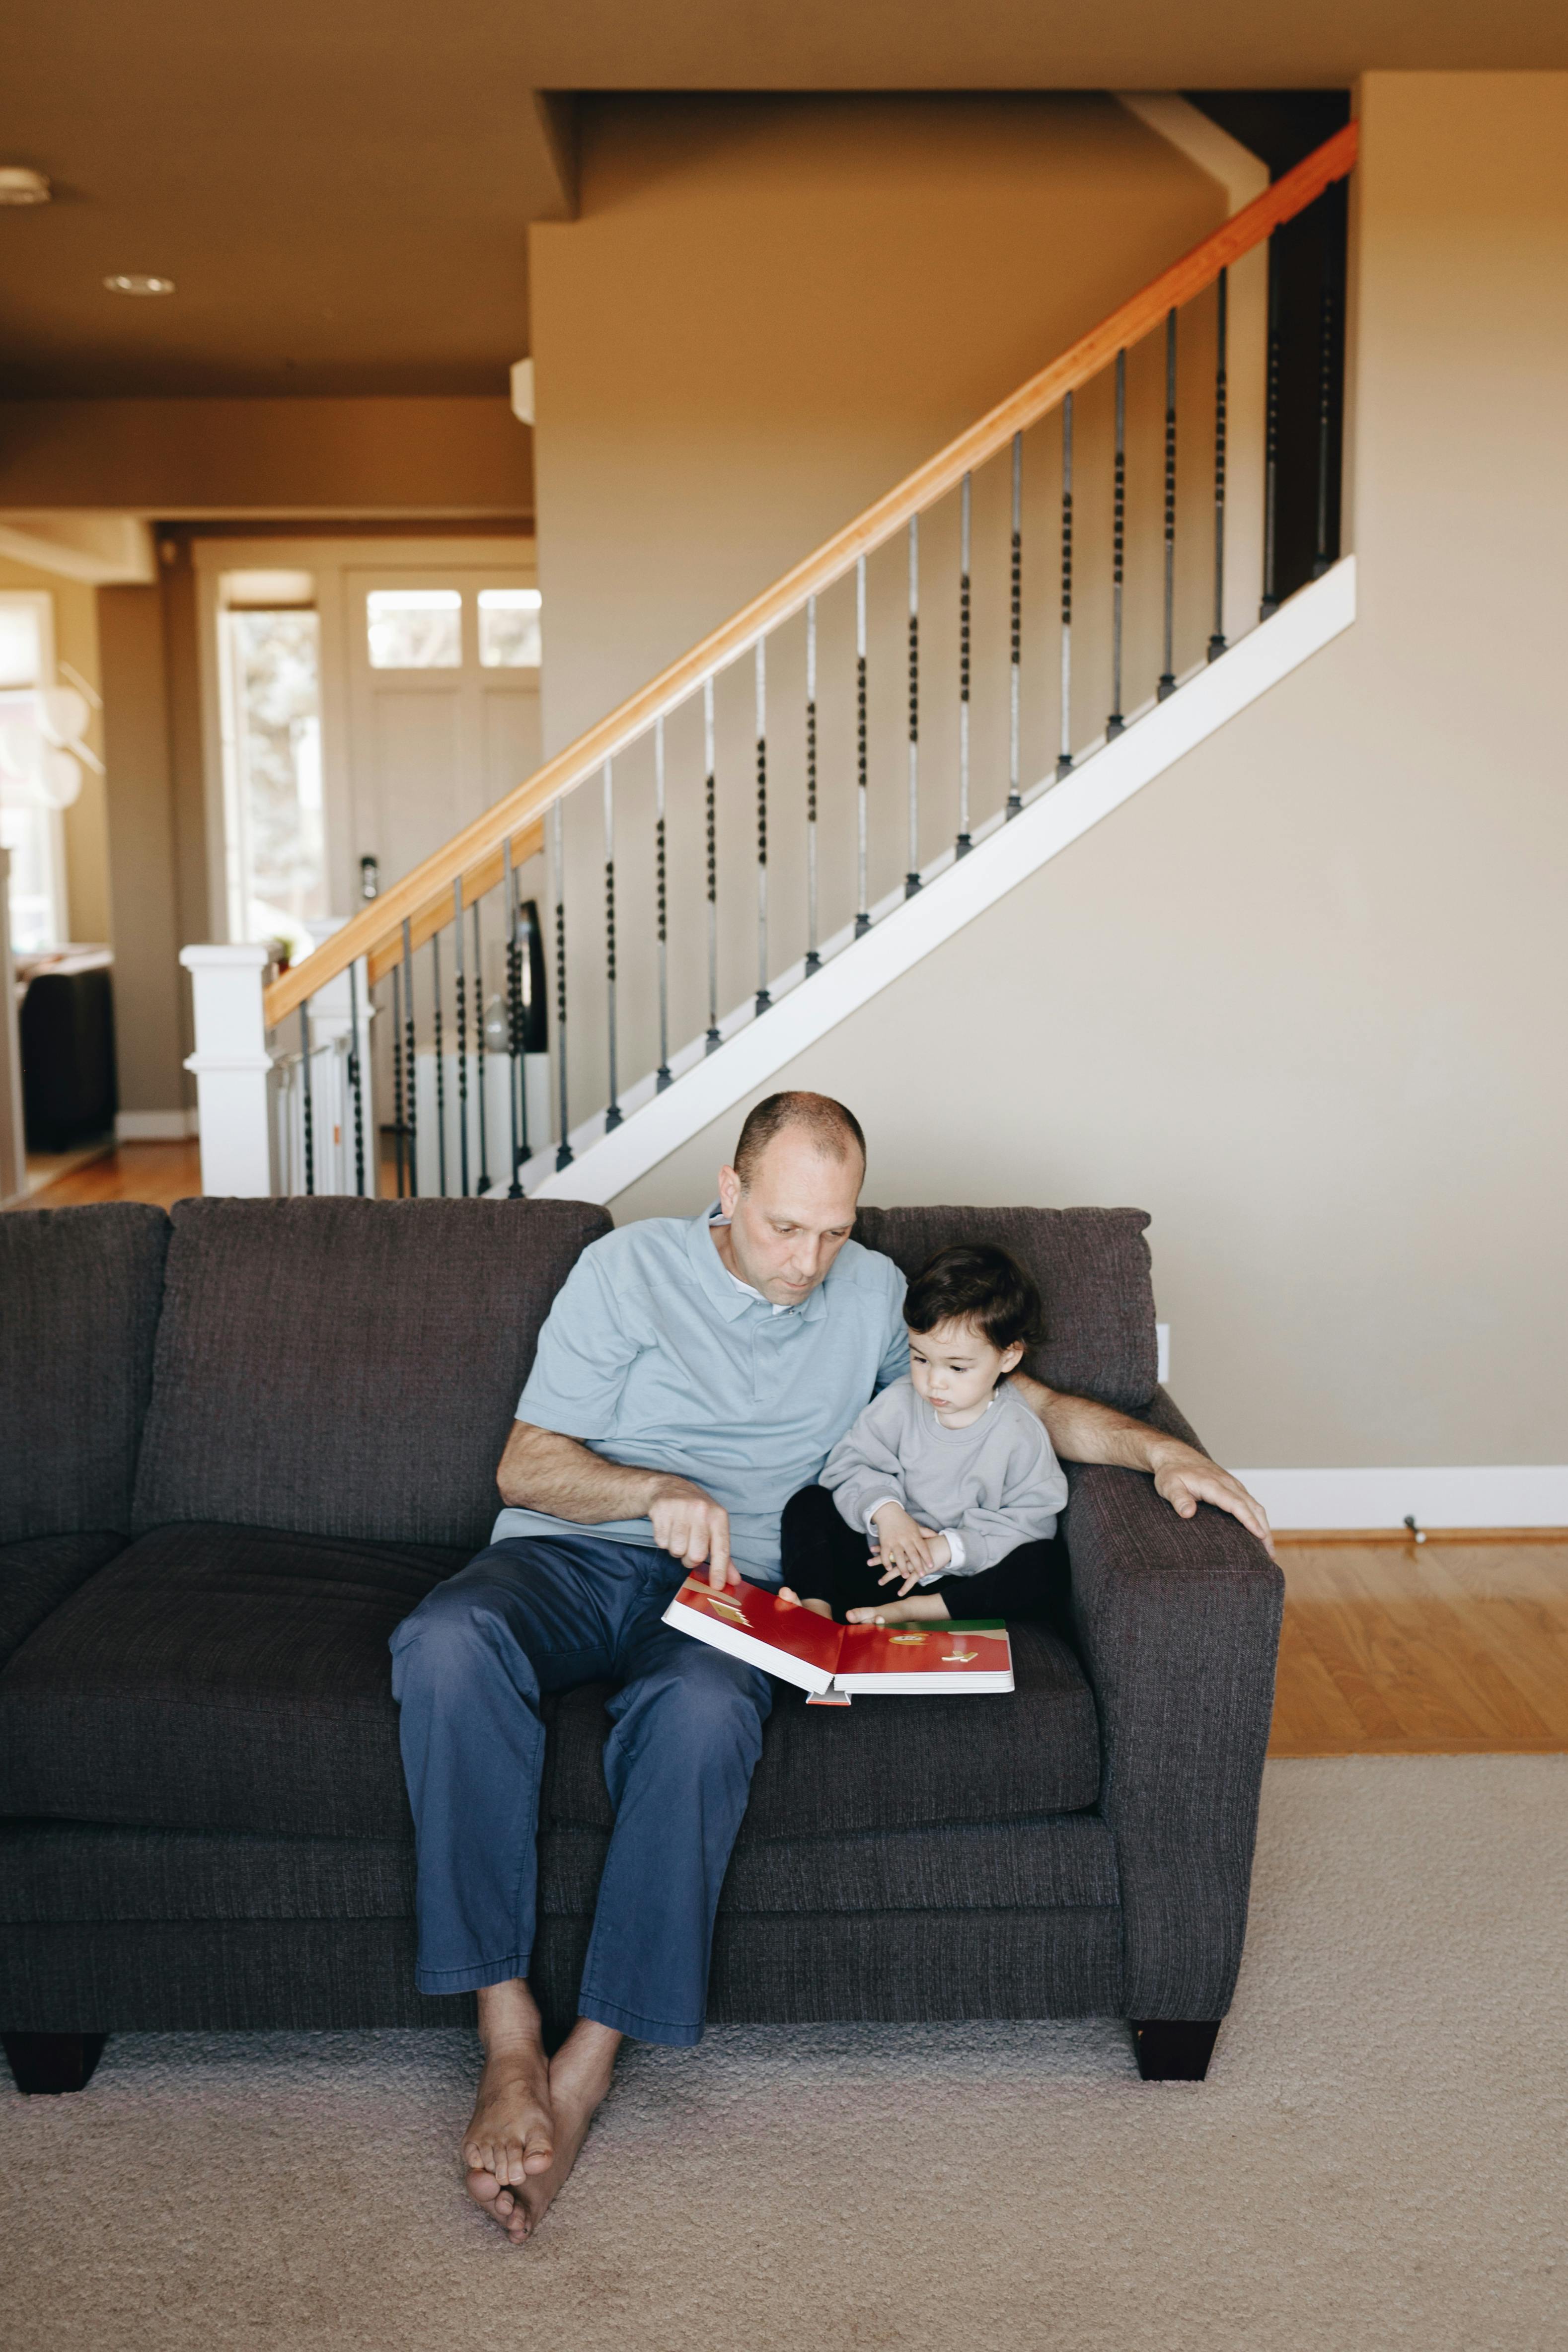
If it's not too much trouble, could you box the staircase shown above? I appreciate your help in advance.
[184,123,1358,1205]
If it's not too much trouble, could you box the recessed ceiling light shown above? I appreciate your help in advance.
[104,273,175,296]
[0,166,52,207]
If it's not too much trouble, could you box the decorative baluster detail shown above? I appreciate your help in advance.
[1108,349,1126,737]
[504,834,523,1195]
[652,716,672,1087]
[453,878,469,1195]
[472,899,491,1194]
[1312,214,1338,579]
[1057,390,1073,778]
[1158,307,1178,700]
[704,677,720,1050]
[516,889,532,1168]
[855,555,870,934]
[299,1003,315,1196]
[603,759,623,1127]
[390,959,405,1196]
[1209,267,1229,661]
[957,470,972,853]
[904,515,921,894]
[1261,247,1282,617]
[552,802,572,1166]
[401,918,418,1196]
[1007,429,1022,817]
[347,955,366,1196]
[431,930,448,1196]
[805,594,821,969]
[754,643,770,1012]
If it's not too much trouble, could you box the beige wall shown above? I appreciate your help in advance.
[0,554,110,943]
[611,74,1568,1473]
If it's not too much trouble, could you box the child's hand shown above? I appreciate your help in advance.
[869,1504,942,1596]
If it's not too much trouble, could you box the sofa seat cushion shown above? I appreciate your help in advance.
[541,1621,1103,1838]
[0,1524,468,1838]
[0,1532,126,1672]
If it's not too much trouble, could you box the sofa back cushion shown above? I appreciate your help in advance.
[852,1205,1157,1412]
[131,1198,612,1547]
[0,1204,169,1543]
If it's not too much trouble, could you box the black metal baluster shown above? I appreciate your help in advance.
[1057,390,1073,777]
[603,760,623,1126]
[1109,349,1126,737]
[516,890,532,1167]
[401,918,418,1196]
[347,955,366,1196]
[704,678,721,1049]
[805,594,821,967]
[472,899,491,1194]
[654,716,672,1085]
[1209,267,1229,661]
[390,959,405,1196]
[754,646,770,1011]
[504,833,523,1194]
[957,470,972,851]
[299,1002,315,1196]
[553,802,573,1167]
[1261,246,1282,618]
[432,930,448,1196]
[453,878,469,1196]
[1007,429,1022,817]
[905,515,920,893]
[1158,307,1178,700]
[855,555,870,932]
[1312,213,1339,578]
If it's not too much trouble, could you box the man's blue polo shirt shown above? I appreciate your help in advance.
[493,1208,909,1580]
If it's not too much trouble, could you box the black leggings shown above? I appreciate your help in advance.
[778,1482,1070,1625]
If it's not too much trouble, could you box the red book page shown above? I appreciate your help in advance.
[670,1577,846,1679]
[832,1620,1012,1680]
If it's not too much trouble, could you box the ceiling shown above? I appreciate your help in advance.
[3,0,1567,400]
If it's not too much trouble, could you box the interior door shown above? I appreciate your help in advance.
[344,565,542,900]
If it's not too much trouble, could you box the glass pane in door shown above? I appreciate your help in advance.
[366,588,462,669]
[477,587,542,668]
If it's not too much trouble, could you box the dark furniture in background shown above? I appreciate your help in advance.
[0,1196,1282,2096]
[17,952,118,1152]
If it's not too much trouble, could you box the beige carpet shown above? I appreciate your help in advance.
[2,1756,1563,2351]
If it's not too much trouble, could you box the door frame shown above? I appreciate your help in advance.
[194,534,536,943]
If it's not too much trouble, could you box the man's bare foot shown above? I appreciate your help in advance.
[846,1592,952,1625]
[462,1980,557,2243]
[509,2019,621,2237]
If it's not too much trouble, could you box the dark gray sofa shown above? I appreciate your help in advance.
[0,1195,1282,2095]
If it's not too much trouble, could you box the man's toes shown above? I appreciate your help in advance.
[465,2164,504,2209]
[521,2123,556,2177]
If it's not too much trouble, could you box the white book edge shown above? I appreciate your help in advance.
[833,1671,1015,1695]
[662,1594,835,1695]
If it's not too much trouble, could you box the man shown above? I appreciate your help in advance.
[389,1092,1271,2241]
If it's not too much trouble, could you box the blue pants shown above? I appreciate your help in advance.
[388,1533,773,2047]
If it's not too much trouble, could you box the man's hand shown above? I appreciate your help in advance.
[869,1503,942,1596]
[648,1476,738,1590]
[1150,1445,1275,1556]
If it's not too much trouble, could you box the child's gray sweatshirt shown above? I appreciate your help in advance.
[821,1377,1069,1574]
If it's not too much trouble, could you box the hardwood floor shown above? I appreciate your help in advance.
[9,1145,1568,1760]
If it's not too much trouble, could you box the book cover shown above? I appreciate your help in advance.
[662,1578,1014,1696]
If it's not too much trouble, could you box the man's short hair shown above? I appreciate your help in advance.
[903,1243,1045,1359]
[733,1091,867,1188]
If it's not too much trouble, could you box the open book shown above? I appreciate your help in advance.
[663,1575,1014,1696]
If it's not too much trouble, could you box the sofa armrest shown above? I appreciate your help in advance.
[1064,1397,1283,2021]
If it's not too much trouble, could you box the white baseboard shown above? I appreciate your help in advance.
[1237,1466,1568,1532]
[116,1109,200,1141]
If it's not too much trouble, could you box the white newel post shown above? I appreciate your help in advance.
[0,847,27,1209]
[180,944,278,1196]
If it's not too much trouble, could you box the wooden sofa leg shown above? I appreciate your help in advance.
[3,2032,108,2095]
[1130,2020,1220,2082]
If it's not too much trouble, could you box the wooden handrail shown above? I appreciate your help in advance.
[267,118,1357,1026]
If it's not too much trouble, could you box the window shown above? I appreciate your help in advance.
[219,593,326,952]
[0,592,70,952]
[366,587,461,669]
[478,587,542,668]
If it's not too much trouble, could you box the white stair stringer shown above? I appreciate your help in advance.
[533,557,1356,1205]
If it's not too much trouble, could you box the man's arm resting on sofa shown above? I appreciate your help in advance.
[1010,1374,1273,1557]
[497,1421,740,1589]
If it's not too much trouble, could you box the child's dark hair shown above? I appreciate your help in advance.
[903,1242,1045,1361]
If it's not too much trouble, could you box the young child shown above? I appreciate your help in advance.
[779,1242,1069,1626]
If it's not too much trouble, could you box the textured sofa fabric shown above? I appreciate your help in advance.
[131,1197,612,1548]
[854,1205,1158,1412]
[0,1203,168,1544]
[0,1532,127,1673]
